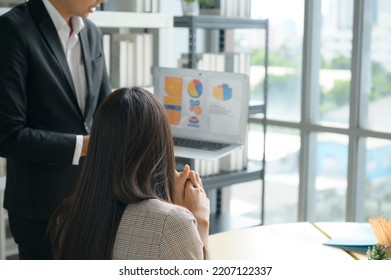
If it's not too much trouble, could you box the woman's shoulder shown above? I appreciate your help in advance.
[126,199,193,216]
[123,199,194,222]
[114,199,203,260]
[119,199,199,249]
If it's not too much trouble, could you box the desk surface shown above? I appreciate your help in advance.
[208,222,355,260]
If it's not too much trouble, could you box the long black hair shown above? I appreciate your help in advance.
[48,87,176,259]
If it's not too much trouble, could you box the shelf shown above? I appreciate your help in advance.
[0,9,173,29]
[174,15,268,30]
[202,161,263,191]
[249,101,265,115]
[89,11,173,29]
[209,213,262,234]
[175,159,263,191]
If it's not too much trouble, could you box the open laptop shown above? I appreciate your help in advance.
[153,67,250,160]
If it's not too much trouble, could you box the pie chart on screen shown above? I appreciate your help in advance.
[187,79,203,98]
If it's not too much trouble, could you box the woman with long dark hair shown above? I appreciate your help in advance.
[48,87,210,259]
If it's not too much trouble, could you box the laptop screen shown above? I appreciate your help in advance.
[153,67,249,145]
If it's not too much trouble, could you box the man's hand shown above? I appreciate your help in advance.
[81,135,90,157]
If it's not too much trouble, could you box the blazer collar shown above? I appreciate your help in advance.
[29,0,93,120]
[29,0,76,95]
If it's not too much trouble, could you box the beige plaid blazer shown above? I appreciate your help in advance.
[112,199,205,260]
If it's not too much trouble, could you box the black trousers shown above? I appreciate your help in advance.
[8,214,52,260]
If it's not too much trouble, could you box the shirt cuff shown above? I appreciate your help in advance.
[72,135,83,165]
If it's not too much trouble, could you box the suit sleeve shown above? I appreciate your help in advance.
[0,16,77,166]
[159,207,206,260]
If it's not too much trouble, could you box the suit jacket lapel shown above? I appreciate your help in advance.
[38,17,77,95]
[79,28,93,119]
[29,0,79,112]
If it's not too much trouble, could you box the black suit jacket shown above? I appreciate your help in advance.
[0,0,111,220]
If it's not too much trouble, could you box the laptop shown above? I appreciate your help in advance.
[153,67,250,160]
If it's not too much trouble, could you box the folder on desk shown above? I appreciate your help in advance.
[323,224,376,252]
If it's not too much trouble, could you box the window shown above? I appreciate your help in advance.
[314,133,348,221]
[319,0,354,127]
[364,138,391,219]
[362,0,391,133]
[251,0,304,122]
[249,0,304,223]
[245,0,391,224]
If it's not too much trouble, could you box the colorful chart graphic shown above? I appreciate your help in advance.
[165,76,183,96]
[164,76,183,125]
[164,96,182,125]
[213,83,232,101]
[187,79,203,98]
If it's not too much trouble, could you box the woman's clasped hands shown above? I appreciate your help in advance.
[172,164,210,248]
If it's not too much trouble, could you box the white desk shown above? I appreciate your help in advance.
[208,222,354,260]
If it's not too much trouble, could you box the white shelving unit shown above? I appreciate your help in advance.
[89,11,172,29]
[90,11,174,84]
[0,9,173,29]
[173,15,269,234]
[0,9,174,68]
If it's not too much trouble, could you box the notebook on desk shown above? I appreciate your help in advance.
[153,67,250,160]
[322,223,376,252]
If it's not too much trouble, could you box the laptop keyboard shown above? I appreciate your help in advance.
[173,137,230,151]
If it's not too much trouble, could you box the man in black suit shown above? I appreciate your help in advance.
[0,0,110,259]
